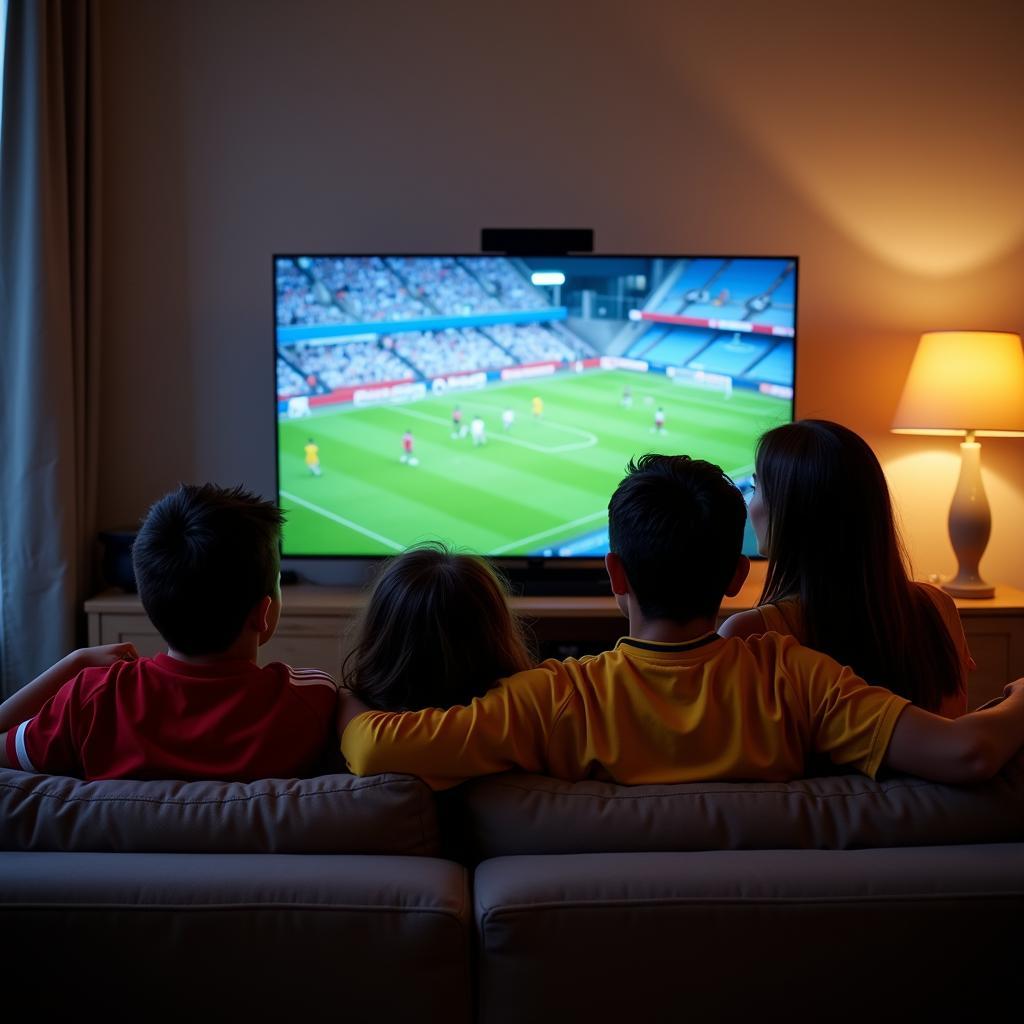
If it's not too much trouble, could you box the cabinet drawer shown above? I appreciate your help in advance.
[92,614,165,657]
[260,615,356,679]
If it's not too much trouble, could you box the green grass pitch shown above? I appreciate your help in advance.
[278,370,789,557]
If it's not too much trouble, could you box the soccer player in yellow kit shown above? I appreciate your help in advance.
[340,455,1024,790]
[531,396,543,418]
[304,439,321,477]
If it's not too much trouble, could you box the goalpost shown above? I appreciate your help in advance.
[666,366,733,398]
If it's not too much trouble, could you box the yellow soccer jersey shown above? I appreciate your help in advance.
[341,633,910,790]
[531,396,543,414]
[304,443,319,465]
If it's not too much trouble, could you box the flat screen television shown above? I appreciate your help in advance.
[274,254,796,578]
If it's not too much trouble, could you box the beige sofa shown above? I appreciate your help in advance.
[2,762,1023,1021]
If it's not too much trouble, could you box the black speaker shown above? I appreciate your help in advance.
[480,228,594,255]
[98,529,138,592]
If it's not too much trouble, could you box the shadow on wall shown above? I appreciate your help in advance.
[645,0,1024,277]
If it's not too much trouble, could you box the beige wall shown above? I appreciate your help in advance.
[98,0,1024,587]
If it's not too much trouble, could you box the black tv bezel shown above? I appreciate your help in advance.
[272,252,798,570]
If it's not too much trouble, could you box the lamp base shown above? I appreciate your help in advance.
[941,578,995,600]
[945,439,995,600]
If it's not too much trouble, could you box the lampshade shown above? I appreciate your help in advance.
[892,331,1024,436]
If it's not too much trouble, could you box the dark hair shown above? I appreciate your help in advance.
[608,454,746,621]
[132,483,284,656]
[342,544,534,711]
[755,419,961,710]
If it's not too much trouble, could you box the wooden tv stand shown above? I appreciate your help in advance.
[86,561,1024,710]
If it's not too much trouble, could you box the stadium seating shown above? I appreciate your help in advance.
[640,327,717,367]
[276,259,344,326]
[387,257,501,317]
[485,323,586,364]
[687,334,773,377]
[461,257,551,310]
[654,258,726,313]
[392,328,510,377]
[288,340,413,389]
[616,258,797,390]
[742,340,794,386]
[675,258,790,321]
[275,358,310,398]
[311,257,430,322]
[276,257,595,390]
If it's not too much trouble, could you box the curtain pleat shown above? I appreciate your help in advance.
[0,0,101,695]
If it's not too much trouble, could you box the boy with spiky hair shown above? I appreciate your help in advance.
[0,484,337,781]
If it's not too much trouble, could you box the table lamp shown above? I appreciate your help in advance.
[892,330,1024,598]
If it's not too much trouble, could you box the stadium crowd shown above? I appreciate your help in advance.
[391,328,509,377]
[275,358,310,399]
[387,257,503,316]
[461,257,550,310]
[310,257,430,322]
[288,339,413,389]
[278,255,556,327]
[485,323,587,365]
[276,260,343,326]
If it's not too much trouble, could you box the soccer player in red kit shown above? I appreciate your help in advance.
[401,429,418,465]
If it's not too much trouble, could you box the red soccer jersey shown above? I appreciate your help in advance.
[403,433,414,452]
[5,654,338,781]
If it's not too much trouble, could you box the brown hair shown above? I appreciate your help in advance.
[755,419,961,710]
[342,544,534,711]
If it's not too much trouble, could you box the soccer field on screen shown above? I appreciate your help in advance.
[278,370,788,557]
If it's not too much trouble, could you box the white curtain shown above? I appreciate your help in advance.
[0,0,102,695]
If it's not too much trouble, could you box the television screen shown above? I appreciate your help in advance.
[274,254,796,559]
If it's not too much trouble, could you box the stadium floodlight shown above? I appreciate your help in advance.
[531,271,566,286]
[892,331,1024,598]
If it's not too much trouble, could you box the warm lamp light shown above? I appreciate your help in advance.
[892,331,1024,599]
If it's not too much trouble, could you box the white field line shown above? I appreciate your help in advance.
[379,404,597,454]
[491,509,608,556]
[281,491,404,551]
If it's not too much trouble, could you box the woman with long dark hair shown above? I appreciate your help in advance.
[343,543,534,711]
[720,419,971,716]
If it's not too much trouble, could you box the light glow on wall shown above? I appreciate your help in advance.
[649,5,1024,276]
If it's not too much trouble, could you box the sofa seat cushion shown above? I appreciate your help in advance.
[457,754,1024,857]
[1,852,471,1021]
[474,847,1024,1024]
[0,770,439,855]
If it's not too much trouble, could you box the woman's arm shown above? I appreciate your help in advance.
[884,678,1024,782]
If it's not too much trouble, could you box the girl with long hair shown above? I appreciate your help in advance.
[720,419,971,716]
[342,544,534,711]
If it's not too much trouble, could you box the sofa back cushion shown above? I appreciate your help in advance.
[0,770,439,855]
[457,755,1024,859]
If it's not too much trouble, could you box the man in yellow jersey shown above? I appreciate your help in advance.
[304,438,321,477]
[531,395,543,418]
[341,455,1024,790]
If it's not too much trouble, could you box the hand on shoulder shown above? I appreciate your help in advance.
[69,642,139,673]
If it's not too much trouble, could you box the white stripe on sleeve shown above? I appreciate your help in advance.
[287,668,338,691]
[14,720,38,773]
